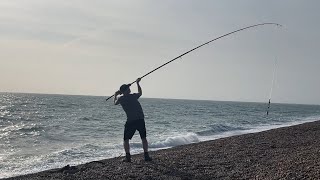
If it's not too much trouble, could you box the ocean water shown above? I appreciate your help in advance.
[1,93,320,178]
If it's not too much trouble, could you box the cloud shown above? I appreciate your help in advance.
[0,0,320,104]
[0,1,116,44]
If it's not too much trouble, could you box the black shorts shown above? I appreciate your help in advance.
[124,119,147,140]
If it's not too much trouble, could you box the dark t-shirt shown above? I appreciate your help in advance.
[118,93,144,121]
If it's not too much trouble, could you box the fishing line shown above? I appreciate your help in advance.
[106,23,282,101]
[267,57,278,115]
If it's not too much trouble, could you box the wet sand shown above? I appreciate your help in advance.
[4,121,320,180]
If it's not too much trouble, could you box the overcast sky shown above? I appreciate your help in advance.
[0,0,319,105]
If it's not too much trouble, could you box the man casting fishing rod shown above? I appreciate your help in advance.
[109,23,281,162]
[114,78,152,162]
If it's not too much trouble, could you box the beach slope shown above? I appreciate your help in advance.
[5,121,320,180]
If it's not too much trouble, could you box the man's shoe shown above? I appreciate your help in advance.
[123,153,131,162]
[122,158,131,162]
[144,152,152,161]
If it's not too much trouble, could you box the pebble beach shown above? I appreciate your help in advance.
[4,120,320,180]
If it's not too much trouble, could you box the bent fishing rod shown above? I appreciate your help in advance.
[106,22,282,101]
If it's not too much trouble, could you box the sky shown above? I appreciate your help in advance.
[0,0,319,105]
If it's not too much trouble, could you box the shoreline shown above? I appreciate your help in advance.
[4,120,320,179]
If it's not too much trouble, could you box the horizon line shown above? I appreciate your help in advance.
[1,91,319,106]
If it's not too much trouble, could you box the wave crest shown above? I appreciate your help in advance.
[150,133,200,149]
[196,123,246,136]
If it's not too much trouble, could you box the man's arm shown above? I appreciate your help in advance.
[114,91,121,105]
[136,78,142,98]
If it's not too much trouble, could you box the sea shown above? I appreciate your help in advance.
[1,93,320,178]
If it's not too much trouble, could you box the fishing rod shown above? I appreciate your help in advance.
[267,57,278,115]
[106,22,282,101]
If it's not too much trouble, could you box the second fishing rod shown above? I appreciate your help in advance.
[106,23,282,101]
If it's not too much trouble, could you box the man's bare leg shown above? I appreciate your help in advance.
[123,139,131,162]
[142,138,152,161]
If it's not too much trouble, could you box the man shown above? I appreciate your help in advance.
[114,78,152,162]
